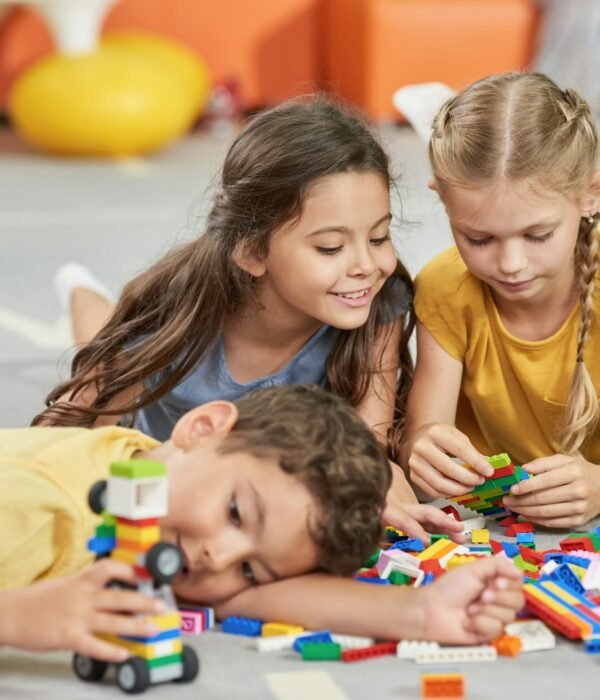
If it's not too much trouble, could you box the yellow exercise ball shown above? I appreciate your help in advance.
[9,32,211,157]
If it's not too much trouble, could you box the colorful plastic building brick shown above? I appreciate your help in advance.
[262,622,305,637]
[414,644,497,664]
[341,641,397,663]
[471,529,490,544]
[491,634,522,657]
[72,460,199,694]
[505,620,556,652]
[451,452,529,517]
[179,605,214,636]
[221,616,263,637]
[396,640,440,659]
[293,632,333,652]
[523,579,600,640]
[421,671,465,699]
[301,642,342,661]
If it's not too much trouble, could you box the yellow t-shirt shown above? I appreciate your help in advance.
[0,426,158,590]
[414,246,600,466]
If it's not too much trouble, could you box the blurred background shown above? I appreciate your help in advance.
[0,0,593,426]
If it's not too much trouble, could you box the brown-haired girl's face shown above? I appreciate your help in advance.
[442,180,584,307]
[249,171,397,332]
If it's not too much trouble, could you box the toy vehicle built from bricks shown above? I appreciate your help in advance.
[72,459,199,694]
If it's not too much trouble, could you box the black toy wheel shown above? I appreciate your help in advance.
[116,656,150,694]
[145,542,183,584]
[174,645,200,684]
[88,480,108,514]
[72,653,108,682]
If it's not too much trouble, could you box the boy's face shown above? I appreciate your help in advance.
[158,437,320,603]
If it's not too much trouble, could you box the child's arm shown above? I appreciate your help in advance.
[214,557,523,644]
[0,560,164,661]
[401,322,492,498]
[503,454,600,528]
[355,319,419,506]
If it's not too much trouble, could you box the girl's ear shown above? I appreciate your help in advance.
[427,178,438,191]
[581,169,600,215]
[172,401,239,450]
[232,240,267,277]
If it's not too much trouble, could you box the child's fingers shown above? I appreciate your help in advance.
[92,611,161,639]
[480,586,524,612]
[522,454,570,474]
[423,426,492,479]
[76,634,130,664]
[85,559,138,587]
[466,555,520,587]
[412,444,486,488]
[509,468,571,497]
[410,455,473,497]
[464,613,505,641]
[383,508,429,544]
[474,603,520,627]
[503,499,575,520]
[96,588,165,615]
[408,504,466,543]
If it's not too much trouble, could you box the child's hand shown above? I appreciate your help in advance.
[383,502,466,545]
[503,454,600,528]
[421,557,523,645]
[0,560,165,661]
[409,423,493,498]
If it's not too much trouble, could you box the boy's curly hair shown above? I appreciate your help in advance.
[218,384,391,576]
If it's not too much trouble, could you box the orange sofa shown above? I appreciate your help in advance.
[0,0,324,111]
[324,0,539,120]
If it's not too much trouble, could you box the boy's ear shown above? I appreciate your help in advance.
[232,240,266,278]
[581,169,600,215]
[172,401,239,450]
[427,178,438,191]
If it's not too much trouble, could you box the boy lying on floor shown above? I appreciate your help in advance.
[0,384,522,660]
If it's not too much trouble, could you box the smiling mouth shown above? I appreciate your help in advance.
[332,289,369,299]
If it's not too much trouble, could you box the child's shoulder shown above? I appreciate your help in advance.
[415,247,477,297]
[414,247,485,327]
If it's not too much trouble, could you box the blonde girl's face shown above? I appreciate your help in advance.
[252,171,398,331]
[441,180,586,305]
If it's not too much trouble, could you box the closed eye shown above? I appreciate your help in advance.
[526,230,555,243]
[316,246,342,255]
[464,236,493,247]
[370,234,391,246]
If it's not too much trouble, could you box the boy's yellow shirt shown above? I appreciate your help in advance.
[415,247,600,466]
[0,426,158,589]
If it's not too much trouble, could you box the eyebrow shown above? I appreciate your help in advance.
[248,482,281,582]
[307,212,392,237]
[456,220,560,236]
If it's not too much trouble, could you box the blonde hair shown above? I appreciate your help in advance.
[429,72,599,455]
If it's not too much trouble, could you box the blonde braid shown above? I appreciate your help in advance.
[557,217,600,454]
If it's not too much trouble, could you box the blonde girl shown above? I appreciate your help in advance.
[403,72,600,528]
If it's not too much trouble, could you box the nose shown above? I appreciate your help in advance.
[497,240,527,277]
[199,533,252,573]
[348,243,377,277]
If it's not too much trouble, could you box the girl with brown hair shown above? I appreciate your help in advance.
[402,72,600,528]
[36,96,426,514]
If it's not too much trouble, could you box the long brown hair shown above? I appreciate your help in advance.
[34,96,415,454]
[429,72,599,454]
